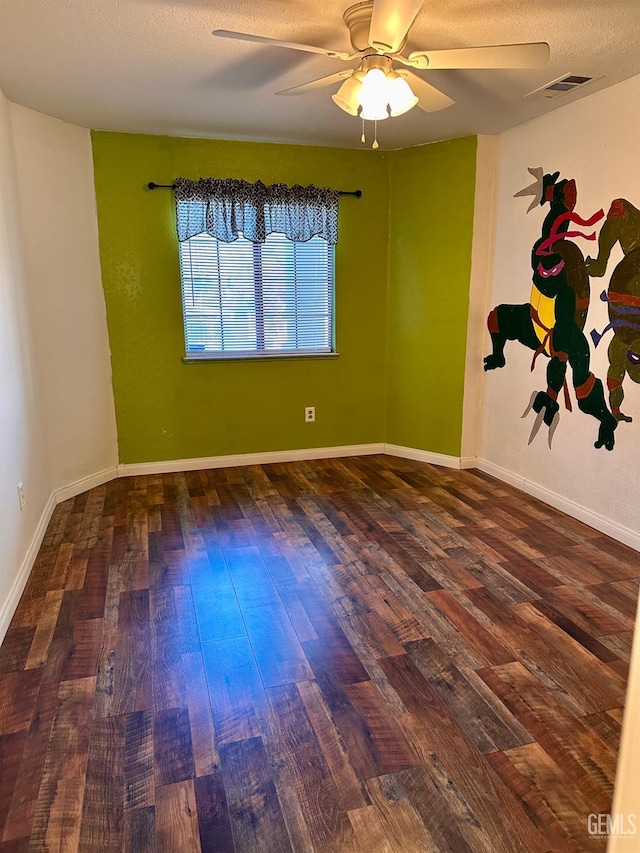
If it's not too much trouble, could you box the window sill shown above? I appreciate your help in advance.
[183,351,340,363]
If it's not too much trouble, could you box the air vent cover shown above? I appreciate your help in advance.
[526,74,597,99]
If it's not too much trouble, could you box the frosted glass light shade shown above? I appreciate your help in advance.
[359,101,390,120]
[331,75,363,116]
[387,75,419,117]
[359,68,388,101]
[359,68,390,120]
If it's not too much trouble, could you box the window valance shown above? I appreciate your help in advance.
[174,177,339,245]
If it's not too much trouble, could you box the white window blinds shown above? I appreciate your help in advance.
[179,231,334,358]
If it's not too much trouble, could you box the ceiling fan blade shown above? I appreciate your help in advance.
[276,71,354,95]
[401,71,455,112]
[212,29,352,61]
[409,42,550,70]
[369,0,424,53]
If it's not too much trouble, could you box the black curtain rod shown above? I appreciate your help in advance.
[147,181,362,197]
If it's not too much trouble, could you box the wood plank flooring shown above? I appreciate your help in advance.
[0,454,638,852]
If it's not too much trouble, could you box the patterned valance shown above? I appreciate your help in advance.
[174,177,339,244]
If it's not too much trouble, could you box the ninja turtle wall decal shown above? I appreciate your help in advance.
[483,168,639,452]
[587,200,640,423]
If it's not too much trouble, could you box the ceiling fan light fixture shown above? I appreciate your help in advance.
[387,73,418,117]
[331,74,364,116]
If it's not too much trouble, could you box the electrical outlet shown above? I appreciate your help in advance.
[305,406,315,423]
[17,482,26,511]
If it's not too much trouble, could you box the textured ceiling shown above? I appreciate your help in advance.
[0,0,638,150]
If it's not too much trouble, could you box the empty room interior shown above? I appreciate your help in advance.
[1,0,639,850]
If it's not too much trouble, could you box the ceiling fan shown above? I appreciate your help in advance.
[213,0,549,147]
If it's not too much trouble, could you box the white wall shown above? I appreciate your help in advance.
[461,134,499,465]
[0,95,118,641]
[480,75,640,548]
[10,104,117,495]
[0,90,52,634]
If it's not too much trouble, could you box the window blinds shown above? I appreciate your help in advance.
[179,231,334,357]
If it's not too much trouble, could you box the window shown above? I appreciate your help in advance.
[179,231,334,359]
[174,176,339,360]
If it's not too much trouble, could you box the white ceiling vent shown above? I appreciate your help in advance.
[526,74,598,99]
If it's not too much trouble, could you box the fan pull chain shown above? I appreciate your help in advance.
[360,118,380,150]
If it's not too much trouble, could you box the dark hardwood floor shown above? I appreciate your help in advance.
[0,454,637,852]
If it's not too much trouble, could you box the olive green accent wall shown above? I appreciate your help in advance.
[386,136,477,456]
[91,133,390,463]
[91,131,478,465]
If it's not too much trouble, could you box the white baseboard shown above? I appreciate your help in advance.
[477,457,640,553]
[0,493,56,644]
[54,466,118,503]
[117,443,386,477]
[383,443,464,470]
[118,444,473,478]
